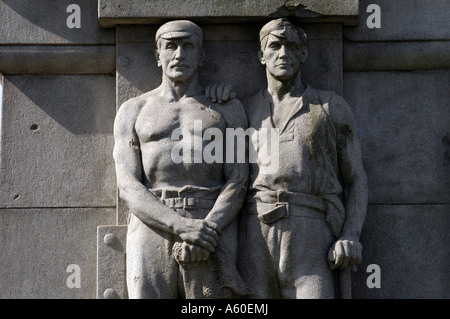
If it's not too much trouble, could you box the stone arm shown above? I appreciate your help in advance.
[328,95,369,271]
[113,100,219,252]
[204,100,249,233]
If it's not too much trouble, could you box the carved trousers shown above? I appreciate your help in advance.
[238,202,336,299]
[126,199,247,299]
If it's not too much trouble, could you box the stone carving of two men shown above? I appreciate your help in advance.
[113,19,368,299]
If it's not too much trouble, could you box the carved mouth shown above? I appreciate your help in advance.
[172,64,189,69]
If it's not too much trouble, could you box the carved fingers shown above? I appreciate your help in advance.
[205,83,236,104]
[327,238,362,272]
[178,219,219,253]
[181,243,211,262]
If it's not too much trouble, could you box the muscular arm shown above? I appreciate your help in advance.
[113,99,219,251]
[329,95,369,270]
[204,100,249,233]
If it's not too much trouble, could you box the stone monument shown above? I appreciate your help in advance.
[113,16,368,299]
[0,0,448,301]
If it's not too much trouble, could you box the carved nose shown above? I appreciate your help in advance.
[279,45,288,58]
[174,47,184,60]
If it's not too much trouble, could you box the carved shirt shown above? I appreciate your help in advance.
[243,85,357,200]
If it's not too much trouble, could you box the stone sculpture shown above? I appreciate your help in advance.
[113,20,249,299]
[234,18,369,298]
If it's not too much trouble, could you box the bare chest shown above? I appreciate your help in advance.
[135,100,225,144]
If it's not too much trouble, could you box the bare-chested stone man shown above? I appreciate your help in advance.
[113,20,249,299]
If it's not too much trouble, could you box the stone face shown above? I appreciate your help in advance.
[0,75,117,208]
[0,0,115,44]
[344,71,450,204]
[352,205,450,299]
[0,208,115,299]
[99,0,359,27]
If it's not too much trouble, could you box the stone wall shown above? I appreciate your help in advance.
[343,0,450,298]
[0,0,116,299]
[0,0,448,299]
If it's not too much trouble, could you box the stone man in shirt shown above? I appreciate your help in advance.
[236,18,368,298]
[113,20,249,299]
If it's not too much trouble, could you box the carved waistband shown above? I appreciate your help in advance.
[246,190,345,237]
[149,187,220,201]
[248,190,333,211]
[161,197,216,210]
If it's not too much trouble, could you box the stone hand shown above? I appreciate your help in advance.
[177,219,219,253]
[327,237,362,272]
[180,242,212,262]
[205,83,236,104]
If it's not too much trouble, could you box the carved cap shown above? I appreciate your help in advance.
[259,18,307,44]
[155,20,203,43]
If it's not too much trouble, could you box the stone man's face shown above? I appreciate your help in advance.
[260,33,306,81]
[157,36,204,82]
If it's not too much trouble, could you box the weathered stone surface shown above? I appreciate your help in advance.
[99,0,359,27]
[344,71,450,204]
[344,41,450,71]
[352,205,450,299]
[0,0,115,44]
[0,46,115,75]
[344,0,450,41]
[0,208,115,299]
[0,75,117,208]
[97,225,128,299]
[116,26,160,108]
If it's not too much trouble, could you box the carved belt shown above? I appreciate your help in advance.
[161,197,216,210]
[246,190,345,238]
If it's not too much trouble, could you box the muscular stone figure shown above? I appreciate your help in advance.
[113,20,249,299]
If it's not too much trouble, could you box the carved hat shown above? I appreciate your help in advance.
[259,18,307,44]
[155,20,203,43]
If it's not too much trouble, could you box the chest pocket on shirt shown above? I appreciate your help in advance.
[279,122,295,143]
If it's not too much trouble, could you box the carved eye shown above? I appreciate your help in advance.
[166,43,177,50]
[268,42,281,50]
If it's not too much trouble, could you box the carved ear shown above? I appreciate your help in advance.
[258,50,265,65]
[155,49,162,67]
[301,47,308,64]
